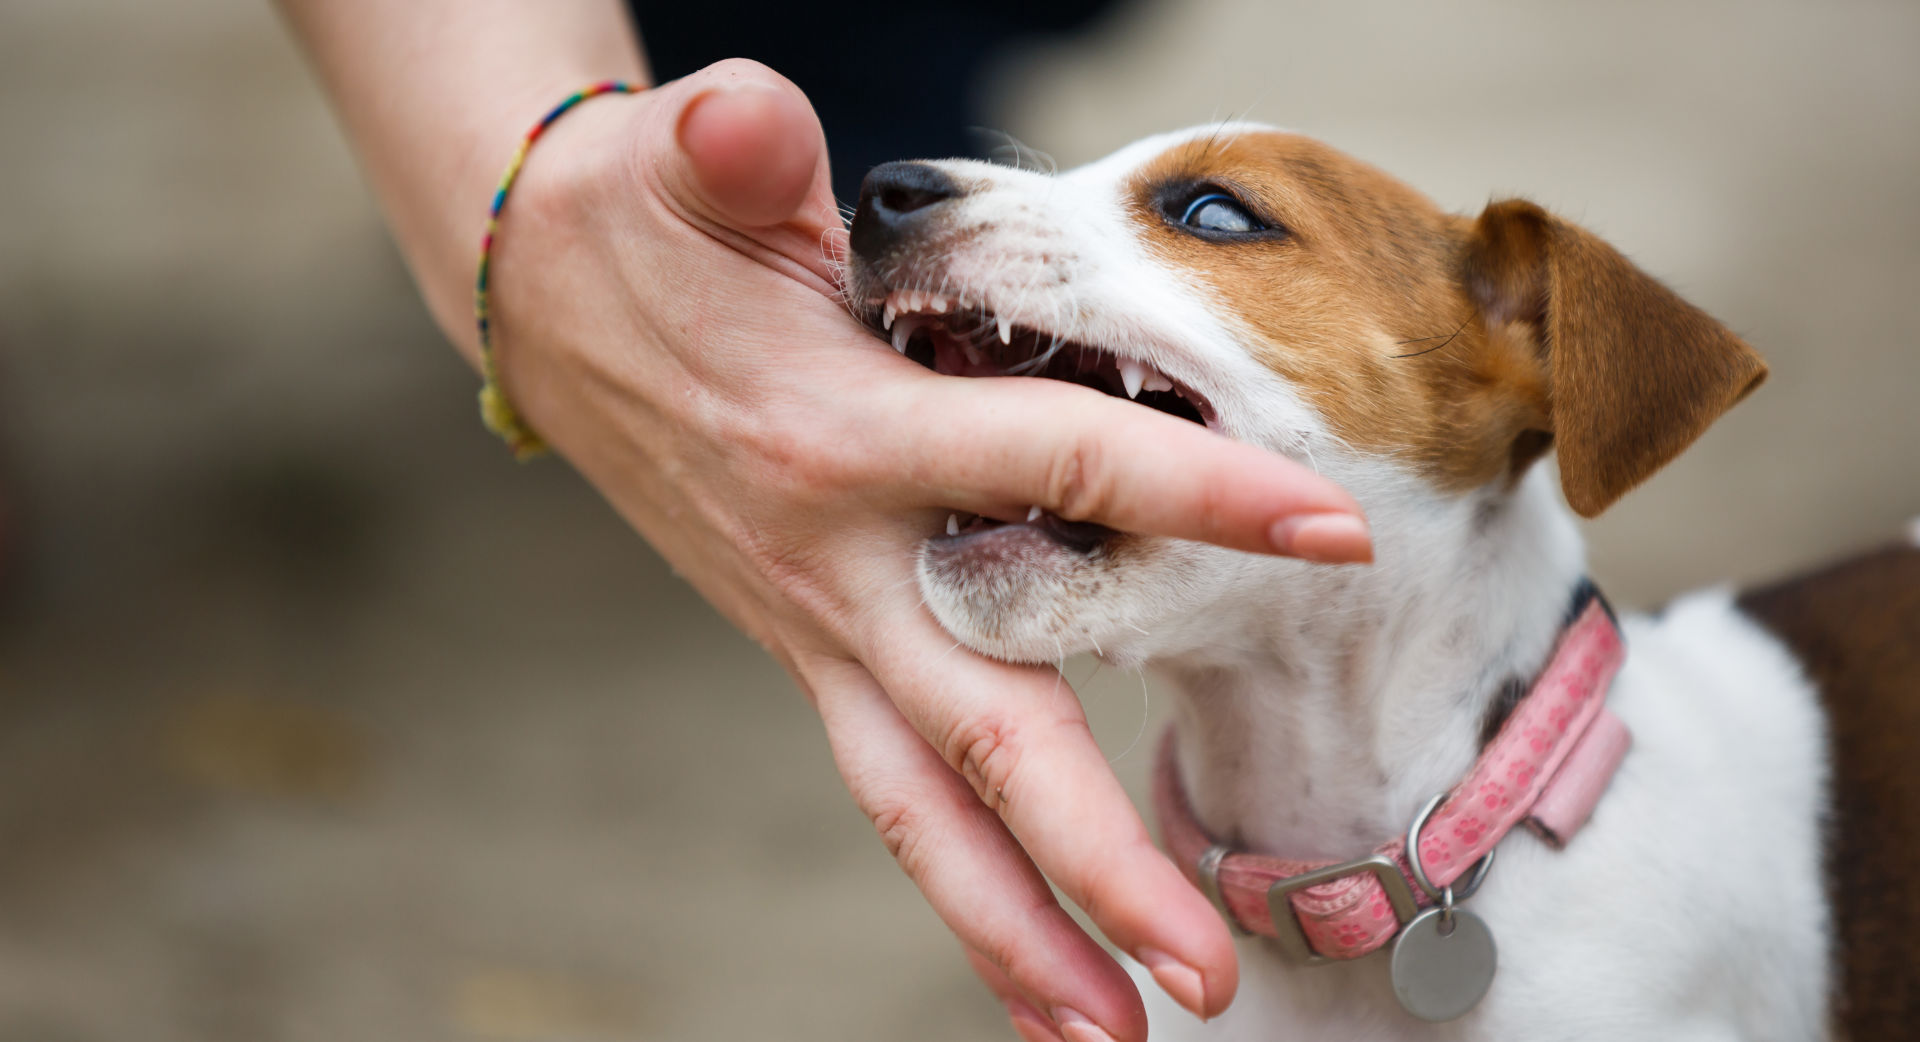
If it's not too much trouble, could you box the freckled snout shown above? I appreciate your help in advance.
[850,161,965,263]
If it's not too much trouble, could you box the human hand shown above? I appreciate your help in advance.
[483,58,1371,1042]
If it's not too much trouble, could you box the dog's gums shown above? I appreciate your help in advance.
[867,287,1212,428]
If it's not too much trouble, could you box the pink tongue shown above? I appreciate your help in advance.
[933,328,1001,377]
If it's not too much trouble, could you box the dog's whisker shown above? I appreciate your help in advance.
[1076,657,1103,686]
[1391,316,1472,359]
[1103,669,1152,767]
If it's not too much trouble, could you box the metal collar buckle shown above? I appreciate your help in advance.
[1201,792,1498,966]
[1262,854,1420,965]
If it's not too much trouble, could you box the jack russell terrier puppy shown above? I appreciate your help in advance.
[843,125,1918,1041]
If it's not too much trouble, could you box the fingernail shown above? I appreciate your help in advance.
[1136,948,1207,1018]
[1008,1005,1067,1042]
[1270,512,1373,564]
[1054,1008,1118,1042]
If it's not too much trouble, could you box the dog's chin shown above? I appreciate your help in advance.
[915,522,1137,665]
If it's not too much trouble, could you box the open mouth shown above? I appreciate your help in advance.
[865,286,1216,554]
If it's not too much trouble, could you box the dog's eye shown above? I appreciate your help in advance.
[1180,193,1261,233]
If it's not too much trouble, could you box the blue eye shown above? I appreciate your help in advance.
[1180,193,1261,233]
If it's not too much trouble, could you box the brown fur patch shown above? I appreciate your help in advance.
[1738,544,1920,1040]
[1128,134,1545,493]
[1125,133,1766,514]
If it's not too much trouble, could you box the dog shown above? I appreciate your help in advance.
[842,125,1918,1040]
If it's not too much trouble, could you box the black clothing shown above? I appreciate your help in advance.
[633,0,1124,203]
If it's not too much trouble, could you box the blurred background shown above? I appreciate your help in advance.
[0,0,1914,1039]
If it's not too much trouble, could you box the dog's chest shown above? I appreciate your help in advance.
[1141,591,1831,1041]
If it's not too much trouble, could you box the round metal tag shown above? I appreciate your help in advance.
[1389,906,1497,1022]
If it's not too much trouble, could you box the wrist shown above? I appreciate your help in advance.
[406,75,649,366]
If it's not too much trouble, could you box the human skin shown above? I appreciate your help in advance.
[274,3,1373,1039]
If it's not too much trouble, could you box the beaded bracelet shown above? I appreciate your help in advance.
[474,80,642,459]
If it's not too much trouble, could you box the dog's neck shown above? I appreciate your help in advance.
[1155,466,1588,864]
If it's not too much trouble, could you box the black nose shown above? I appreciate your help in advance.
[850,161,963,261]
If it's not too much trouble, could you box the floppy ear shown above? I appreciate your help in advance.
[1462,199,1767,517]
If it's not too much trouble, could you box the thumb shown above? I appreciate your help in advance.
[662,59,836,233]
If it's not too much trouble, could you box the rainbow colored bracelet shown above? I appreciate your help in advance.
[474,80,642,459]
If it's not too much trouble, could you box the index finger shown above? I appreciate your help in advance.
[876,372,1372,563]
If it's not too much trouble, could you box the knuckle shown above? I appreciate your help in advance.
[868,799,931,874]
[737,526,837,619]
[1046,428,1115,522]
[1188,478,1230,544]
[970,896,1064,992]
[943,715,1023,810]
[972,932,1029,990]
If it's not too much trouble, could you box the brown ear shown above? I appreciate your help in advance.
[1462,199,1767,517]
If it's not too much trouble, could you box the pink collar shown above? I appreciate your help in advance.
[1154,592,1632,963]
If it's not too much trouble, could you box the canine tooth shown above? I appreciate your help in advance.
[1027,505,1043,522]
[996,315,1012,345]
[1119,359,1146,399]
[883,301,897,329]
[891,315,922,354]
[946,513,960,536]
[1143,371,1174,394]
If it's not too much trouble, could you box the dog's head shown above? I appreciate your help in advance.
[844,126,1765,666]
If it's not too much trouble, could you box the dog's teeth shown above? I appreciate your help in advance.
[1119,359,1147,399]
[891,315,921,355]
[929,295,948,312]
[963,343,984,366]
[1027,505,1043,522]
[883,301,897,329]
[1142,371,1173,394]
[996,315,1012,345]
[946,513,960,536]
[908,290,924,312]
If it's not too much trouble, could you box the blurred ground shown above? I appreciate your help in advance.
[0,1,1915,1040]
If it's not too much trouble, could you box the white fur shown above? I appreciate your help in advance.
[857,126,1834,1039]
[1136,588,1831,1042]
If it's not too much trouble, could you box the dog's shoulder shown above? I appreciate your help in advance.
[1736,536,1920,1041]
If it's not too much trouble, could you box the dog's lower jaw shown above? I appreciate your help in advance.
[915,529,1228,668]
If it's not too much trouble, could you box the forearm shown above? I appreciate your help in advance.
[275,0,648,362]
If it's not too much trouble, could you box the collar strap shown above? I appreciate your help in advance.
[1153,592,1631,962]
